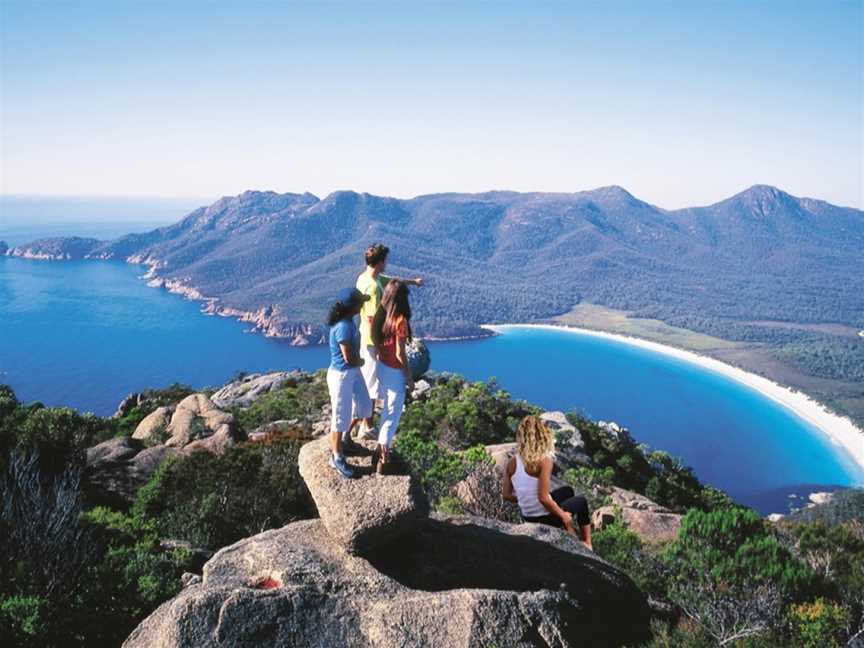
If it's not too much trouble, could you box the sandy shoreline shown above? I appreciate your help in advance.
[482,323,864,478]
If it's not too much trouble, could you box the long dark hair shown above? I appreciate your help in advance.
[373,280,412,342]
[327,301,356,327]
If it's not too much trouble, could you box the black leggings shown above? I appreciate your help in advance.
[522,486,590,528]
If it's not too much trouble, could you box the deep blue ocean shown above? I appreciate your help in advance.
[1,255,861,515]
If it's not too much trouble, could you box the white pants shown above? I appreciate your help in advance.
[359,344,381,401]
[327,366,372,435]
[377,363,406,448]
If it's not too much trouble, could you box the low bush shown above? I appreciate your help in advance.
[136,436,314,549]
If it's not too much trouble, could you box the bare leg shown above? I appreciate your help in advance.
[346,418,360,440]
[581,524,593,551]
[330,428,343,457]
[376,444,390,475]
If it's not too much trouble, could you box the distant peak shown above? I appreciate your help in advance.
[323,189,360,200]
[590,185,636,198]
[736,184,793,201]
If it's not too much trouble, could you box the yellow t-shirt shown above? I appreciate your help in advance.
[356,269,389,347]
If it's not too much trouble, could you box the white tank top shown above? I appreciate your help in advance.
[513,455,548,518]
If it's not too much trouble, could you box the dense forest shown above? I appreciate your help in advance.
[1,372,861,647]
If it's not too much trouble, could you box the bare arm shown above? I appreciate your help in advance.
[394,335,414,388]
[502,456,518,503]
[381,273,423,287]
[537,458,573,529]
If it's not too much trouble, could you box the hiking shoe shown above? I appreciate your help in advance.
[328,454,354,479]
[357,425,378,441]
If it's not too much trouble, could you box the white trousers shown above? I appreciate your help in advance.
[377,363,406,448]
[327,366,372,435]
[359,344,381,401]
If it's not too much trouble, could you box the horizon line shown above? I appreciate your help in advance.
[2,183,861,212]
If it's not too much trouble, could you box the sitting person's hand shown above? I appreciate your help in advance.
[560,511,574,532]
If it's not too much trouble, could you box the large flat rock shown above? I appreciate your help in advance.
[123,515,651,648]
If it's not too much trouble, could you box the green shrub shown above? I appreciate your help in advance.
[399,376,537,449]
[783,520,864,636]
[563,466,614,510]
[667,508,820,599]
[663,507,823,646]
[234,380,328,433]
[80,505,190,646]
[787,598,851,648]
[135,437,313,549]
[394,428,488,506]
[593,517,670,598]
[0,595,48,647]
[1,403,113,473]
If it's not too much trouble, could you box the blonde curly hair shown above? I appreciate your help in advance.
[516,415,555,473]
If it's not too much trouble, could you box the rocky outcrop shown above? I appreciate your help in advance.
[409,378,432,401]
[298,437,429,553]
[540,411,592,469]
[132,406,172,443]
[87,394,238,505]
[6,236,102,260]
[84,437,178,507]
[124,436,652,648]
[592,487,683,545]
[165,394,235,451]
[210,371,304,409]
[112,392,147,419]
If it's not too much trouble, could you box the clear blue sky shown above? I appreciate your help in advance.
[1,1,862,208]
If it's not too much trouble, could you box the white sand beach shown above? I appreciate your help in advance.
[482,323,864,477]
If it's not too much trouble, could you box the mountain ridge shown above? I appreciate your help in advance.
[5,184,862,343]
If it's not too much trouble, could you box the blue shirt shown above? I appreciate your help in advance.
[329,318,359,370]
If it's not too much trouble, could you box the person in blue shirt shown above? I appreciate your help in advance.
[326,287,373,478]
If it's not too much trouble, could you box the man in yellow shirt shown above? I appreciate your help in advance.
[354,243,423,439]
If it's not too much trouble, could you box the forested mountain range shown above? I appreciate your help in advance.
[8,184,862,340]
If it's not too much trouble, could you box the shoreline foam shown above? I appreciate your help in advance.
[482,323,864,478]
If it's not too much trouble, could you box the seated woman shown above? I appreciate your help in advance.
[502,415,593,550]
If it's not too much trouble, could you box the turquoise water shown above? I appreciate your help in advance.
[1,256,861,513]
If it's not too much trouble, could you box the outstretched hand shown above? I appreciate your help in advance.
[413,277,424,287]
